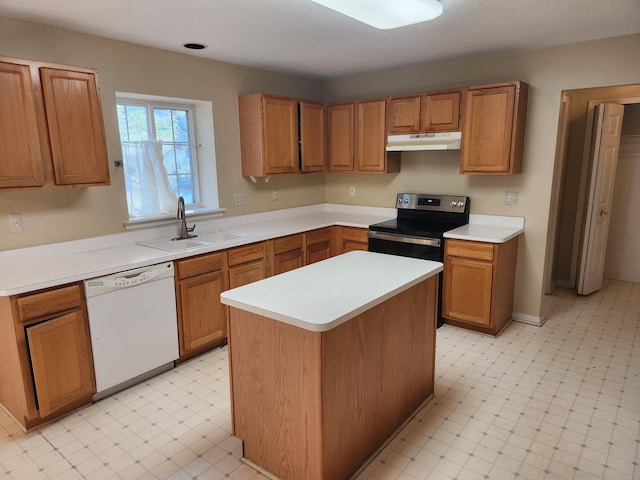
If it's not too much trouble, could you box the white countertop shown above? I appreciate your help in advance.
[0,204,395,296]
[220,250,442,332]
[0,203,524,296]
[444,214,525,243]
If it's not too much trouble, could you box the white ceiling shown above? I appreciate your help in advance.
[1,0,639,79]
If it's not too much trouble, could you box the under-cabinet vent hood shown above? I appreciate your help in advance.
[386,132,461,151]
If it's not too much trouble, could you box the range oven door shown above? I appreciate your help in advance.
[368,230,445,327]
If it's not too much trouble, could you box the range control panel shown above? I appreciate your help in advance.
[395,193,469,213]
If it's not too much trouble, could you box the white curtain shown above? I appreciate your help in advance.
[122,141,177,219]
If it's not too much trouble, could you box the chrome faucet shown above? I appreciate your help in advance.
[175,196,196,240]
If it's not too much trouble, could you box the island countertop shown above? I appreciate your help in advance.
[220,250,442,332]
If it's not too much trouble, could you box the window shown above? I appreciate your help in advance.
[116,93,221,224]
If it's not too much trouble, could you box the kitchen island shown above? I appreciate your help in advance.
[220,251,442,480]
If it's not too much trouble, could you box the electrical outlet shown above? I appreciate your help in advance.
[272,191,278,201]
[349,186,356,197]
[9,213,23,233]
[233,193,244,206]
[504,191,519,206]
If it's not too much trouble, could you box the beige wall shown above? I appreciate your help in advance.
[2,15,639,319]
[0,17,325,250]
[322,34,640,319]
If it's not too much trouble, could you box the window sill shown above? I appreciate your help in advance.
[125,208,226,230]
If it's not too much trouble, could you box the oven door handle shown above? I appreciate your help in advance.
[368,231,441,247]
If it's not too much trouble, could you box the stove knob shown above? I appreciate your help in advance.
[403,199,409,204]
[457,201,465,207]
[450,201,457,207]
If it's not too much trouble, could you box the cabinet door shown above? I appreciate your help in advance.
[387,95,421,134]
[0,61,45,188]
[356,99,387,173]
[327,103,354,171]
[274,249,304,275]
[460,84,516,174]
[421,91,460,132]
[40,68,109,186]
[306,241,331,264]
[228,260,268,289]
[26,310,95,417]
[300,101,326,173]
[178,270,227,354]
[443,256,493,326]
[262,96,299,175]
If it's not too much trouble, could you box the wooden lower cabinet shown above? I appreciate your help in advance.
[26,311,95,417]
[443,237,519,335]
[0,283,95,429]
[227,242,269,288]
[175,252,228,361]
[271,234,305,275]
[334,226,369,254]
[306,227,332,264]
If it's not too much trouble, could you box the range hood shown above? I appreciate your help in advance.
[386,132,462,151]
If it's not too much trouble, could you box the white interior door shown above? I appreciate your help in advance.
[577,103,625,295]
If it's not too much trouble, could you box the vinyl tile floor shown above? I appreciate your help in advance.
[1,279,639,480]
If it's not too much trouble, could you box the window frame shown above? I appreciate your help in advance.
[115,91,223,229]
[116,98,202,209]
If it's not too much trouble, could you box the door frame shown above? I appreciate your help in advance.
[568,96,640,287]
[543,94,569,294]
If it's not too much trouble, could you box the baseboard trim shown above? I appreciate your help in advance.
[512,311,544,327]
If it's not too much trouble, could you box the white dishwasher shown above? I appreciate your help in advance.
[84,261,179,400]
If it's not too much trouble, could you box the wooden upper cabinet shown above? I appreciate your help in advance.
[300,101,326,173]
[329,99,399,173]
[386,95,421,134]
[40,68,109,186]
[421,91,461,132]
[387,89,461,135]
[460,81,528,175]
[327,103,354,172]
[357,99,394,173]
[239,93,299,177]
[0,61,45,188]
[0,56,110,190]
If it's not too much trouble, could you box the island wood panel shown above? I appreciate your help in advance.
[228,274,437,480]
[228,310,323,480]
[321,276,436,480]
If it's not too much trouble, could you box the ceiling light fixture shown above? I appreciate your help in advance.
[309,0,443,30]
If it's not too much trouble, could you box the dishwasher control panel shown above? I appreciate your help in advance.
[84,262,174,297]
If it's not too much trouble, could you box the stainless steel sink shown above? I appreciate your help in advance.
[138,230,252,252]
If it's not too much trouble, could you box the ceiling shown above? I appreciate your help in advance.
[1,0,639,79]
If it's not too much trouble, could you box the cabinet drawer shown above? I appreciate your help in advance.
[446,239,494,261]
[176,252,225,280]
[306,227,332,246]
[341,227,368,244]
[273,234,304,255]
[17,284,83,322]
[228,242,266,267]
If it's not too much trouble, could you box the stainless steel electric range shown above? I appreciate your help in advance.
[368,193,470,327]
